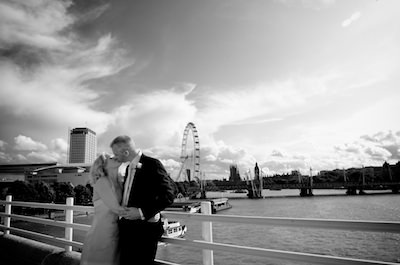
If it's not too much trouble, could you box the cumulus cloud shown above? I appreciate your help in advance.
[160,158,182,172]
[342,11,361,28]
[95,73,338,179]
[99,86,197,151]
[2,135,69,163]
[198,142,257,179]
[50,138,68,153]
[14,135,47,151]
[271,150,284,157]
[334,131,400,165]
[27,151,59,163]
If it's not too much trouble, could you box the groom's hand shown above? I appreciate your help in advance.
[120,207,142,220]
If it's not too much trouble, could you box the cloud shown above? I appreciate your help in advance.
[260,159,308,175]
[199,142,257,179]
[276,0,335,10]
[92,72,343,178]
[26,151,59,163]
[0,135,69,163]
[0,0,73,50]
[0,0,132,163]
[15,154,27,162]
[0,152,12,163]
[160,158,181,172]
[334,131,400,164]
[98,86,197,151]
[271,150,284,157]
[342,11,361,28]
[0,140,7,151]
[14,135,47,151]
[50,138,68,153]
[0,34,127,134]
[194,74,334,137]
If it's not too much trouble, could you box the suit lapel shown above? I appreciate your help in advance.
[127,155,145,204]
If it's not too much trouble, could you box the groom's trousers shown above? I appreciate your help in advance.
[118,218,164,265]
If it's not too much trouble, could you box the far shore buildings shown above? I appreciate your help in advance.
[229,164,241,183]
[0,127,97,188]
[0,162,92,188]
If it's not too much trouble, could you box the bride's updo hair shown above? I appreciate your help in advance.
[89,153,109,185]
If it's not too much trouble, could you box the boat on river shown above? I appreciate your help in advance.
[165,201,201,213]
[162,219,187,238]
[209,198,232,213]
[166,198,232,214]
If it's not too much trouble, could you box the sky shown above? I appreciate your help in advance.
[0,0,399,180]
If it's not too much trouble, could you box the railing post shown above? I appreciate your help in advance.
[4,195,12,235]
[201,201,214,265]
[65,197,74,251]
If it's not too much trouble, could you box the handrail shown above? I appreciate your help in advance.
[0,213,90,231]
[161,212,400,233]
[1,196,399,265]
[0,224,84,248]
[0,200,94,212]
[159,237,399,265]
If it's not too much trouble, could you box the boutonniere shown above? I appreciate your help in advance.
[136,162,142,169]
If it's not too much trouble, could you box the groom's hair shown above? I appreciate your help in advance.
[110,135,135,148]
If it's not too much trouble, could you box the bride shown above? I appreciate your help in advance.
[80,153,127,265]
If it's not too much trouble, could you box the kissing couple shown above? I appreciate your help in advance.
[80,135,176,265]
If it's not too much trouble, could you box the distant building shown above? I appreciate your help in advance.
[0,162,91,187]
[68,127,97,164]
[319,162,400,182]
[229,164,241,182]
[0,162,57,182]
[254,162,260,181]
[26,163,91,186]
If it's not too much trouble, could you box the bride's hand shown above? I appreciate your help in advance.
[117,208,129,216]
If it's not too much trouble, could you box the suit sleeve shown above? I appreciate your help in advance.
[141,159,176,220]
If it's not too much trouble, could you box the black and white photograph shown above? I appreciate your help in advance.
[1,0,399,265]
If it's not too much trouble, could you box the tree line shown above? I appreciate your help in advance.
[1,180,93,205]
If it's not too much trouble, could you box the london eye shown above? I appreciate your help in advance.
[176,122,200,183]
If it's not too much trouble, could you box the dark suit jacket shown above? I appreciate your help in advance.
[126,154,176,220]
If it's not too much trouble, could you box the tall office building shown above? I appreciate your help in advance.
[68,127,97,164]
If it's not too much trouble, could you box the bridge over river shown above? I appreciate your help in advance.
[204,181,400,197]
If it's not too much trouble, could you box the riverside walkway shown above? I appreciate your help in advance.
[1,195,400,265]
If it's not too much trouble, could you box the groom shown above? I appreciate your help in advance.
[110,135,176,265]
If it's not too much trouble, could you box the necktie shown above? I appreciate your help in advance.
[124,165,130,187]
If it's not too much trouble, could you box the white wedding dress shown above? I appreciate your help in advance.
[81,160,123,265]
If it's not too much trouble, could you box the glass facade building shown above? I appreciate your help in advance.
[68,127,97,164]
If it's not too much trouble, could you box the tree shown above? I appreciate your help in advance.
[34,181,55,203]
[74,185,92,205]
[6,181,38,214]
[7,180,38,202]
[52,182,75,204]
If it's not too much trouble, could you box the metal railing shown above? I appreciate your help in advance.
[1,195,400,265]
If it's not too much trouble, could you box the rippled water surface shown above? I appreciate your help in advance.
[156,191,400,265]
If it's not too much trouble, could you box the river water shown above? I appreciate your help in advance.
[156,190,400,264]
